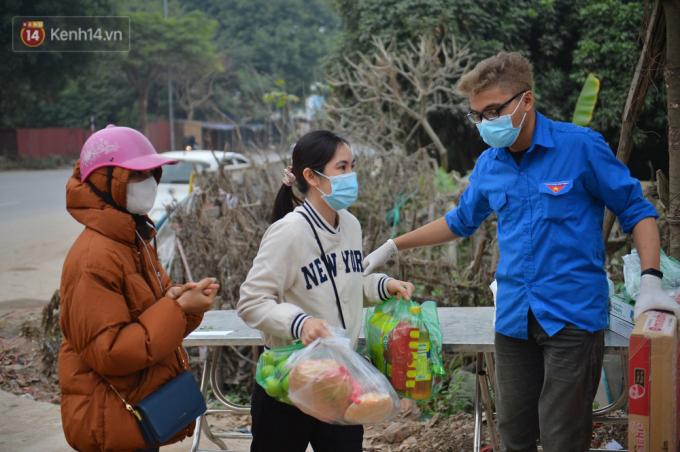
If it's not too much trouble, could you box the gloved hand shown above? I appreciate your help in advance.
[634,274,680,320]
[362,239,398,275]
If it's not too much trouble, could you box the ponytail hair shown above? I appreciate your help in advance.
[271,184,301,223]
[270,130,349,223]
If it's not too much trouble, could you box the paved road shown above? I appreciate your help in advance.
[0,168,82,305]
[0,389,250,452]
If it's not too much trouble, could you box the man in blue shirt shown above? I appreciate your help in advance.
[363,52,680,451]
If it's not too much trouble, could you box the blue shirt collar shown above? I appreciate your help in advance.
[491,111,555,161]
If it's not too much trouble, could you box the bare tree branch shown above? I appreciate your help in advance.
[323,34,473,169]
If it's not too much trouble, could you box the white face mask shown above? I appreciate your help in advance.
[126,176,158,214]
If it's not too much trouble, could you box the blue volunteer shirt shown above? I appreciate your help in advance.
[445,112,657,339]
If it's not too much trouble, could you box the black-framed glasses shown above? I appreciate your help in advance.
[465,91,527,124]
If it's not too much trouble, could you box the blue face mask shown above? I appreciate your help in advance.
[314,171,359,211]
[475,93,528,148]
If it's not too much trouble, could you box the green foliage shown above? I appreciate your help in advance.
[0,0,116,127]
[570,0,649,134]
[422,357,475,416]
[121,11,220,80]
[328,0,561,171]
[108,11,221,130]
[2,5,220,129]
[4,0,666,175]
[27,57,137,128]
[263,80,301,109]
[572,73,601,126]
[262,79,301,143]
[332,0,530,58]
[434,168,460,196]
[329,0,665,176]
[3,0,337,128]
[184,0,340,97]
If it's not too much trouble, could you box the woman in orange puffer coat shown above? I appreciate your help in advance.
[59,125,218,451]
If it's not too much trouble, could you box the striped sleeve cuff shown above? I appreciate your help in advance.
[378,276,392,301]
[291,312,311,340]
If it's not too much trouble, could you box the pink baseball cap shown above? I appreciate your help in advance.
[79,124,177,181]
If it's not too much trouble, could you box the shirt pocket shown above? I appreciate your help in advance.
[488,191,514,225]
[539,180,576,221]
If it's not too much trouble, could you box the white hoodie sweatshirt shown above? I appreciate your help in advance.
[238,200,392,348]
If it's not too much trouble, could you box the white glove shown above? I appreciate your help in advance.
[634,274,680,320]
[362,239,398,275]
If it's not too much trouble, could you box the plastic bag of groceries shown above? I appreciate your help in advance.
[255,342,304,405]
[623,249,680,299]
[284,329,400,425]
[365,298,445,401]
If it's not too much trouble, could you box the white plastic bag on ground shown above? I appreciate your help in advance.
[286,330,400,425]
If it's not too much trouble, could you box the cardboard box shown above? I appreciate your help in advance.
[609,295,635,339]
[610,295,635,323]
[628,311,680,452]
[609,313,634,339]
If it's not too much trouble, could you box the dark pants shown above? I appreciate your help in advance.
[250,383,363,452]
[494,311,604,452]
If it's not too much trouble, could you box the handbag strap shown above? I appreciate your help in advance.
[297,211,346,329]
[106,379,143,421]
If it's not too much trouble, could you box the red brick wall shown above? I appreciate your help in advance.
[147,120,171,152]
[12,122,172,158]
[16,127,90,158]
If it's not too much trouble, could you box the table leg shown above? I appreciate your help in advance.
[484,352,498,398]
[192,347,231,451]
[191,347,209,452]
[473,352,483,452]
[209,347,251,414]
[479,354,500,450]
[201,413,229,450]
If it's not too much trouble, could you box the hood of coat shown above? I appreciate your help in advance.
[66,161,160,245]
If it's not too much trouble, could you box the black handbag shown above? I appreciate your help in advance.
[107,349,207,445]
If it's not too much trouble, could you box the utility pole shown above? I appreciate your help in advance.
[163,0,176,151]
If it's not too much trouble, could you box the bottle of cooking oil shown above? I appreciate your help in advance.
[406,305,432,400]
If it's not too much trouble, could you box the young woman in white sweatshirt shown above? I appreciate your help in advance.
[238,130,414,452]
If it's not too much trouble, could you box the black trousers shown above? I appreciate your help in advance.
[494,311,604,452]
[250,383,363,452]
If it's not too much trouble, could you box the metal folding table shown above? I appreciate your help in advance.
[183,307,628,452]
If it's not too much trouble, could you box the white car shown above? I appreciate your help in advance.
[149,150,250,224]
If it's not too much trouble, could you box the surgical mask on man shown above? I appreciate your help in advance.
[314,171,359,211]
[126,176,158,214]
[476,92,528,148]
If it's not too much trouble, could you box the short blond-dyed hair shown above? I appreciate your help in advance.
[457,51,534,96]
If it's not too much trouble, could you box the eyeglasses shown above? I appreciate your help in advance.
[466,91,527,124]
